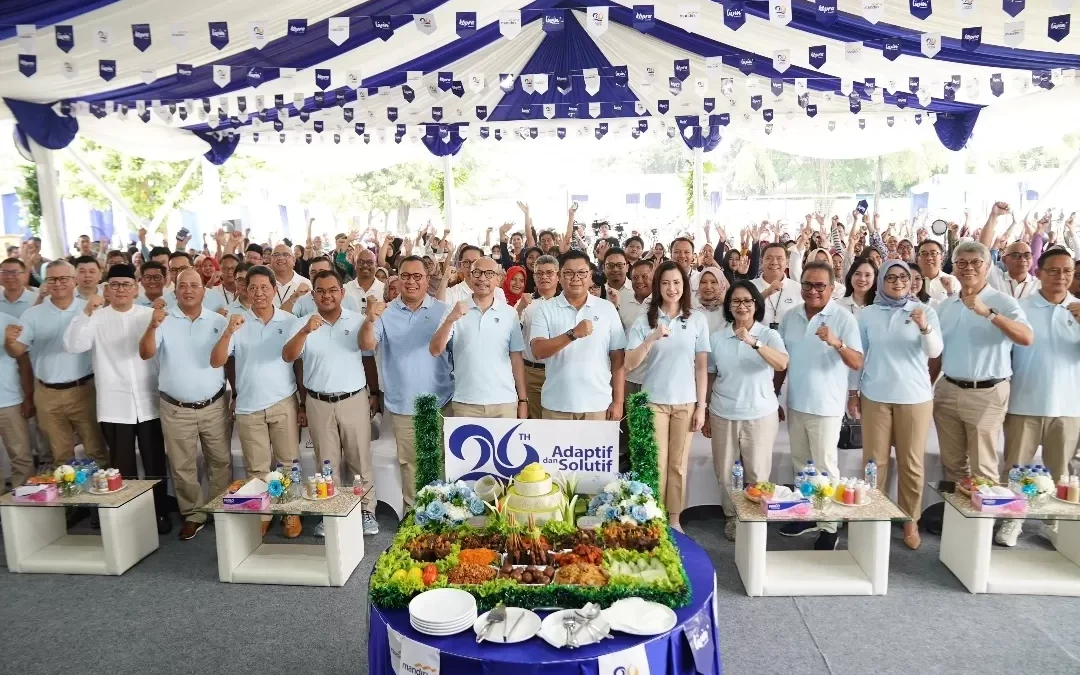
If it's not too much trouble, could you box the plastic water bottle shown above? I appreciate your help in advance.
[290,460,302,497]
[795,472,806,493]
[865,460,878,490]
[731,460,744,492]
[804,460,816,477]
[353,475,365,497]
[1008,465,1022,492]
[1023,464,1033,479]
[322,459,333,480]
[1034,464,1045,477]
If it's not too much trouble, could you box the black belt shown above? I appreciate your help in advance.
[944,376,1006,390]
[40,374,93,390]
[308,387,365,403]
[524,360,545,370]
[161,387,225,410]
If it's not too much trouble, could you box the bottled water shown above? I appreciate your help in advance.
[865,460,878,490]
[1034,464,1045,477]
[731,460,744,492]
[1008,465,1022,492]
[322,459,333,479]
[1023,464,1033,479]
[290,460,302,497]
[804,460,816,477]
[794,472,806,493]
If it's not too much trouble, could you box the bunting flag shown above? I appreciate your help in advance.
[589,102,601,118]
[248,20,267,49]
[208,21,229,49]
[674,58,690,81]
[809,45,827,69]
[957,0,975,16]
[861,0,885,23]
[177,63,193,80]
[816,0,838,26]
[724,2,746,30]
[669,77,683,96]
[500,73,516,92]
[921,33,941,58]
[883,38,902,60]
[247,67,265,87]
[415,14,436,34]
[346,70,362,89]
[213,64,230,87]
[556,72,572,95]
[99,59,116,81]
[806,103,818,118]
[962,26,982,50]
[750,94,762,110]
[704,97,715,112]
[586,7,609,35]
[849,92,861,114]
[888,116,895,127]
[763,109,774,122]
[584,68,600,95]
[313,91,324,107]
[315,68,331,90]
[543,103,556,119]
[771,0,792,24]
[500,11,521,39]
[1049,15,1071,42]
[990,72,1004,96]
[771,78,784,96]
[451,81,465,97]
[18,54,37,77]
[536,73,551,93]
[328,16,349,45]
[387,107,398,122]
[456,12,477,37]
[288,19,307,36]
[543,10,565,32]
[95,27,111,49]
[612,67,628,87]
[910,0,933,19]
[909,76,920,93]
[1004,21,1025,46]
[678,3,701,31]
[373,16,393,41]
[845,42,863,64]
[56,25,74,52]
[737,56,755,75]
[657,100,670,115]
[521,74,534,94]
[633,5,656,32]
[132,24,151,52]
[438,71,454,91]
[895,92,909,108]
[692,77,707,96]
[773,49,790,73]
[475,105,487,120]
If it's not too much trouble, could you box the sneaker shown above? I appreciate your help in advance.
[314,520,325,537]
[282,515,302,538]
[779,521,819,537]
[363,510,380,535]
[814,531,839,550]
[724,519,736,542]
[157,515,173,535]
[179,520,205,541]
[995,519,1022,547]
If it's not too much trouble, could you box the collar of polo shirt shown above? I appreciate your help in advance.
[394,293,434,311]
[555,292,597,310]
[170,305,207,320]
[800,297,841,320]
[726,321,763,339]
[1030,291,1077,308]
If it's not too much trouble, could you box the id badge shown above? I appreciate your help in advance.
[769,322,779,330]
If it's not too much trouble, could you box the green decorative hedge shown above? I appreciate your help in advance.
[413,394,442,493]
[627,390,660,495]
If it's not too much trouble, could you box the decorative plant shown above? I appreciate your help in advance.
[413,394,442,493]
[627,391,660,496]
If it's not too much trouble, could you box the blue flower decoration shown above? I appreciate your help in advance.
[468,498,486,515]
[74,470,88,486]
[415,511,430,526]
[631,505,648,523]
[268,480,284,498]
[426,500,446,519]
[629,481,644,496]
[1022,483,1037,496]
[600,492,614,505]
[601,505,619,521]
[642,485,653,497]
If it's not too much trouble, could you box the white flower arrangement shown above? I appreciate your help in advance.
[1034,475,1055,494]
[266,470,285,483]
[587,476,664,525]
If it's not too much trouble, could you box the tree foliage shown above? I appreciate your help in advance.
[15,165,41,234]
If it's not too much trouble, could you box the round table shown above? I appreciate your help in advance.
[368,531,722,675]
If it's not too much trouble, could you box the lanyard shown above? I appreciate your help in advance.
[1008,278,1028,299]
[275,282,294,305]
[220,287,234,305]
[768,287,783,318]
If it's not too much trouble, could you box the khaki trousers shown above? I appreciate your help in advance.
[933,379,1009,482]
[1002,414,1080,483]
[308,392,375,511]
[452,402,516,419]
[860,397,933,522]
[524,365,546,420]
[33,380,107,466]
[709,411,779,517]
[787,409,843,533]
[651,403,695,516]
[542,409,606,421]
[0,404,33,492]
[159,396,234,524]
[235,396,299,479]
[390,403,452,510]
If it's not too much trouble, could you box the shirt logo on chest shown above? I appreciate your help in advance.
[278,328,283,334]
[785,298,793,304]
[344,329,350,335]
[213,328,219,333]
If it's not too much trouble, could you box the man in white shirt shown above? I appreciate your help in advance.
[602,248,633,299]
[343,248,384,314]
[671,237,700,290]
[63,264,172,535]
[269,244,309,308]
[753,243,802,329]
[915,240,958,302]
[518,255,560,419]
[441,245,507,306]
[979,202,1040,300]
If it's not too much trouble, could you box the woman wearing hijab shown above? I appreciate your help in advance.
[694,266,730,334]
[503,266,527,308]
[849,260,942,549]
[196,254,220,286]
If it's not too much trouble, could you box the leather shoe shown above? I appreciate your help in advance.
[903,522,921,550]
[179,520,205,541]
[157,515,173,535]
[282,515,302,538]
[260,518,271,536]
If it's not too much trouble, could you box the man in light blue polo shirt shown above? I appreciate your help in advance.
[283,269,380,536]
[211,264,304,538]
[932,241,1032,491]
[997,248,1079,546]
[7,260,107,467]
[359,255,452,509]
[139,268,232,541]
[287,257,360,318]
[0,257,38,318]
[133,261,176,309]
[777,261,863,550]
[530,250,627,420]
[430,256,526,419]
[0,312,33,490]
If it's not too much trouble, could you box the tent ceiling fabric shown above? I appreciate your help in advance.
[0,0,1077,160]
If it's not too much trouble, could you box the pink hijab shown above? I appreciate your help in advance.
[696,266,729,310]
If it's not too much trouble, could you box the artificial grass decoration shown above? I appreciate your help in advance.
[413,394,442,494]
[627,390,660,496]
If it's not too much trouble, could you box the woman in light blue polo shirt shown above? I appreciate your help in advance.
[702,281,788,541]
[625,261,710,531]
[851,259,942,550]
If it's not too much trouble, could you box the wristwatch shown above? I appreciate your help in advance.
[987,308,1000,322]
[751,339,761,351]
[564,329,577,341]
[834,340,846,352]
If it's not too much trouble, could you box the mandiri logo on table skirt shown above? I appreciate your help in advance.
[444,417,619,493]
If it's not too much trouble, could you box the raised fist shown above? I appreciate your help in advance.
[151,297,167,311]
[515,294,532,313]
[150,307,167,328]
[451,301,470,321]
[4,324,22,345]
[573,319,593,339]
[816,325,840,349]
[226,313,246,335]
[651,322,670,342]
[910,307,927,330]
[734,326,752,343]
[366,296,386,320]
[304,314,324,334]
[291,283,311,299]
[84,294,105,315]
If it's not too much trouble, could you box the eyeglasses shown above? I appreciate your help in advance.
[534,270,556,279]
[459,259,475,268]
[730,299,756,307]
[400,272,425,282]
[1007,252,1033,261]
[0,269,21,277]
[313,287,341,295]
[604,262,626,270]
[470,270,498,280]
[954,259,985,270]
[356,260,375,268]
[176,282,203,291]
[884,274,910,284]
[1042,267,1075,278]
[562,270,591,280]
[170,266,190,274]
[142,274,165,282]
[45,276,74,284]
[108,281,136,291]
[801,282,829,293]
[918,250,942,259]
[270,252,293,259]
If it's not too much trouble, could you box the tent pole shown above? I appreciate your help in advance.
[146,157,200,237]
[26,138,66,260]
[443,154,455,240]
[693,146,704,235]
[65,147,148,230]
[1031,146,1080,231]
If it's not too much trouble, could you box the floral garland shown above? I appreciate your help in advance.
[413,394,443,493]
[627,390,660,496]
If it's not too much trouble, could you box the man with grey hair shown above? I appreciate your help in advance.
[931,239,1033,496]
[518,254,559,419]
[979,202,1040,300]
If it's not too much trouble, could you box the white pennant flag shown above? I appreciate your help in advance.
[279,67,297,80]
[499,11,521,39]
[206,115,219,129]
[521,75,535,95]
[1052,68,1064,86]
[407,71,423,86]
[249,21,268,49]
[534,73,549,94]
[254,95,264,110]
[467,73,485,92]
[169,24,188,50]
[642,64,657,87]
[414,14,437,35]
[156,107,174,125]
[693,77,708,95]
[773,49,791,73]
[965,76,980,98]
[705,56,724,80]
[328,16,349,46]
[795,78,808,94]
[17,25,35,55]
[635,101,647,115]
[586,7,609,36]
[62,60,78,80]
[213,65,231,88]
[840,78,853,95]
[139,69,156,84]
[543,103,556,119]
[346,70,362,89]
[861,0,885,24]
[1003,21,1025,48]
[921,33,941,58]
[845,42,863,64]
[95,26,111,49]
[677,4,701,31]
[956,0,975,16]
[918,88,932,106]
[588,102,601,118]
[770,0,793,25]
[583,68,600,95]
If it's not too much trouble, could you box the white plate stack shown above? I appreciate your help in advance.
[409,588,478,636]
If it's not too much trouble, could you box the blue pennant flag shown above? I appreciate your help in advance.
[859,119,865,130]
[139,109,151,123]
[612,102,625,115]
[99,59,116,81]
[809,45,827,69]
[1049,15,1070,42]
[315,68,331,90]
[203,98,212,113]
[209,21,229,50]
[456,12,477,38]
[132,24,151,52]
[657,100,669,115]
[334,134,341,144]
[864,77,876,95]
[288,19,307,36]
[909,76,920,93]
[177,64,193,80]
[236,97,246,113]
[451,81,464,97]
[476,106,488,120]
[613,65,628,87]
[798,93,809,108]
[676,115,696,132]
[387,107,398,122]
[750,94,762,111]
[432,107,443,122]
[883,38,902,61]
[910,0,932,20]
[674,59,690,82]
[55,25,74,53]
[632,129,642,139]
[178,106,188,121]
[1003,1,1024,19]
[724,2,746,30]
[543,10,565,32]
[313,92,325,107]
[599,122,608,136]
[713,113,730,127]
[849,92,861,114]
[362,133,370,144]
[373,16,393,42]
[556,73,571,94]
[962,27,982,51]
[669,77,683,96]
[298,111,310,122]
[594,127,604,140]
[529,127,539,139]
[89,102,106,119]
[274,94,284,109]
[438,72,454,91]
[495,129,503,141]
[520,105,532,118]
[633,5,656,32]
[1034,70,1053,90]
[816,0,838,26]
[344,108,354,122]
[737,56,755,76]
[247,67,264,87]
[479,127,489,139]
[990,73,1004,97]
[771,79,784,96]
[943,81,955,101]
[355,122,365,135]
[396,124,406,138]
[915,113,923,125]
[888,116,895,127]
[557,128,566,139]
[568,103,580,118]
[806,103,818,118]
[704,97,715,112]
[305,134,312,145]
[313,120,324,133]
[763,109,774,122]
[667,126,678,139]
[895,92,909,108]
[402,85,415,103]
[254,132,262,144]
[638,120,648,132]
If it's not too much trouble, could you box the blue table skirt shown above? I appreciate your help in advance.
[368,531,722,675]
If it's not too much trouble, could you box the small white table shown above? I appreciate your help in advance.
[934,483,1080,596]
[203,490,365,587]
[731,487,908,596]
[0,480,160,575]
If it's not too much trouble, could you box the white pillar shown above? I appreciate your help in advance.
[200,158,222,228]
[27,139,65,260]
[442,154,455,240]
[692,146,704,235]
